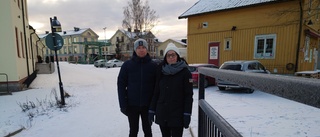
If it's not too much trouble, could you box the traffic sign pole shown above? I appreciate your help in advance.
[50,17,65,106]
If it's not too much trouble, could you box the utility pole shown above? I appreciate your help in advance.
[103,27,107,60]
[50,16,65,106]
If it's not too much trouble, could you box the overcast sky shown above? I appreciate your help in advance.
[27,0,198,42]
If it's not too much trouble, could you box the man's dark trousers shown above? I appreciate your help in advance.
[127,106,152,137]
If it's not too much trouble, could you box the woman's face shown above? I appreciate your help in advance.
[166,50,178,64]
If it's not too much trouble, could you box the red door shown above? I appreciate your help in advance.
[208,42,219,66]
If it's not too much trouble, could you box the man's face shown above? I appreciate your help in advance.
[135,46,147,58]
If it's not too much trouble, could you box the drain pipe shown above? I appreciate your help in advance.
[21,0,30,76]
[36,40,41,56]
[295,0,303,72]
[30,30,36,72]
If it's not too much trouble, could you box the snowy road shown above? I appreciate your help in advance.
[1,62,319,137]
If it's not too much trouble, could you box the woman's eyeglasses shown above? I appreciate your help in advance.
[166,53,177,58]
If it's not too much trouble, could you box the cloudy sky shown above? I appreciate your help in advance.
[27,0,198,41]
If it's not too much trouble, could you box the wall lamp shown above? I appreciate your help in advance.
[231,26,237,31]
[307,20,313,25]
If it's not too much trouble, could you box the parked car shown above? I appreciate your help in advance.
[188,64,219,88]
[105,59,124,68]
[152,59,163,65]
[94,59,106,68]
[216,60,270,93]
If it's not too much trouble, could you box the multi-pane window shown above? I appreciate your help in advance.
[254,34,276,59]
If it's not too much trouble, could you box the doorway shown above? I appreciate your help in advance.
[208,42,220,66]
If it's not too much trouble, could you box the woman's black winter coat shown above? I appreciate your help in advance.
[117,53,157,109]
[149,64,193,127]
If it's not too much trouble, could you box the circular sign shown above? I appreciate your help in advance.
[45,33,64,50]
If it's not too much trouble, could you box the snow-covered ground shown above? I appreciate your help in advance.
[0,62,319,137]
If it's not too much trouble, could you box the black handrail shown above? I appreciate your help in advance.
[198,100,242,137]
[198,73,242,137]
[0,73,10,94]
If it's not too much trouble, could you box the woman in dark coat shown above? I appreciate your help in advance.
[149,43,193,137]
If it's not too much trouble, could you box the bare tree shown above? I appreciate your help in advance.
[119,0,159,60]
[122,0,158,34]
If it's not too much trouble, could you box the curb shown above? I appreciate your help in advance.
[4,127,25,137]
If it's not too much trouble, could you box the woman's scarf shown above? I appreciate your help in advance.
[162,61,188,75]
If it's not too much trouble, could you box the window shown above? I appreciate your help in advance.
[15,27,20,58]
[18,0,20,9]
[224,38,232,50]
[73,37,77,42]
[248,63,257,70]
[254,34,276,59]
[160,50,164,56]
[304,36,310,61]
[63,47,67,54]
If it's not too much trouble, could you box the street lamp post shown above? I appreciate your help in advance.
[50,16,65,106]
[103,27,107,59]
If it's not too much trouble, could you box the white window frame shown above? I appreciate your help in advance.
[254,34,277,59]
[224,38,232,50]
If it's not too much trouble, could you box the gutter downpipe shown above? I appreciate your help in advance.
[36,40,41,56]
[30,31,36,72]
[21,0,30,76]
[295,0,303,72]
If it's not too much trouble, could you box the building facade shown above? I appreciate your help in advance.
[109,29,159,60]
[179,0,320,74]
[157,39,187,59]
[39,27,100,63]
[0,0,46,92]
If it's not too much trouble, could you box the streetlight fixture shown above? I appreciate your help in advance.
[103,27,107,58]
[50,16,65,106]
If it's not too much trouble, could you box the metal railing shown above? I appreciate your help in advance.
[197,67,320,137]
[198,99,242,137]
[0,73,10,94]
[198,73,242,137]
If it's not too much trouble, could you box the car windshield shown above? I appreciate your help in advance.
[188,66,197,72]
[220,64,242,71]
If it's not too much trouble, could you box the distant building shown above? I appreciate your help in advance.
[38,27,100,63]
[109,29,159,60]
[157,39,187,60]
[179,0,320,74]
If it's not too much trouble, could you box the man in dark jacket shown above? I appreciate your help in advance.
[117,38,157,137]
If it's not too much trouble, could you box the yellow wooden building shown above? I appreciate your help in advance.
[179,0,320,74]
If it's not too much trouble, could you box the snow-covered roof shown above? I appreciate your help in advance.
[172,39,187,46]
[119,29,150,39]
[179,0,277,18]
[38,28,91,39]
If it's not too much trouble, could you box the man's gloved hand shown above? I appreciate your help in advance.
[183,113,191,129]
[148,110,155,126]
[120,108,127,116]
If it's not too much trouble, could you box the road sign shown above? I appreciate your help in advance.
[45,33,64,50]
